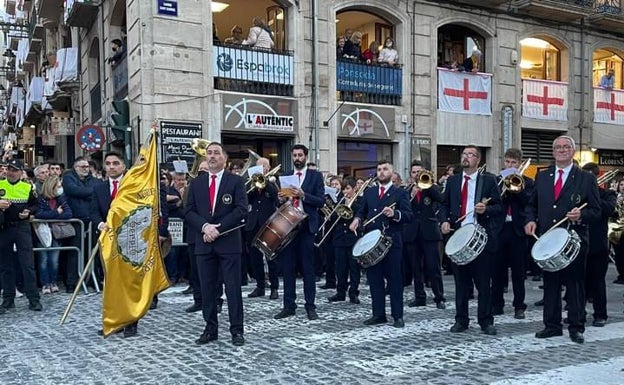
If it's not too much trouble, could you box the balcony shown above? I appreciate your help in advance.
[512,0,594,22]
[37,0,64,22]
[65,0,99,28]
[112,54,128,100]
[588,2,624,32]
[337,60,402,106]
[90,83,102,122]
[452,0,509,7]
[45,47,79,110]
[213,43,294,97]
[25,77,51,125]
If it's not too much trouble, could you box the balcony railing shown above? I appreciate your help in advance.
[213,43,294,97]
[90,83,101,122]
[65,0,98,28]
[112,54,128,100]
[337,60,402,106]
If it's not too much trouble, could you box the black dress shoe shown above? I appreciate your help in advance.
[450,323,468,333]
[569,331,584,344]
[349,296,360,304]
[482,325,497,335]
[28,300,43,311]
[185,303,202,313]
[181,286,193,295]
[320,283,337,290]
[393,318,405,328]
[247,288,265,298]
[363,316,387,326]
[306,308,319,320]
[1,299,15,309]
[328,294,346,302]
[514,309,526,319]
[274,308,296,319]
[269,289,279,300]
[195,330,218,345]
[534,299,545,306]
[468,293,475,300]
[535,328,563,339]
[592,318,607,327]
[408,299,426,307]
[492,307,504,316]
[123,324,138,338]
[436,301,446,310]
[231,333,245,346]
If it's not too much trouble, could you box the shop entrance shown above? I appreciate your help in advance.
[222,135,292,174]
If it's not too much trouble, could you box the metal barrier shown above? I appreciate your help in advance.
[31,218,98,294]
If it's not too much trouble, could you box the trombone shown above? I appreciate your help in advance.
[188,138,211,178]
[246,164,282,194]
[406,170,435,202]
[500,158,531,196]
[596,169,620,186]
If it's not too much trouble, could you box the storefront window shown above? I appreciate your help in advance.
[337,141,393,178]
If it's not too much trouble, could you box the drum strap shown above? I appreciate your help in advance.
[474,174,484,211]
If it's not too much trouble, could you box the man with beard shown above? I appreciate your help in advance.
[274,144,325,321]
[349,161,412,327]
[440,145,502,336]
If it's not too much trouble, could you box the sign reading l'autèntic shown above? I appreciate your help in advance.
[160,121,202,167]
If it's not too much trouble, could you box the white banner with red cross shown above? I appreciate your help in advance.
[438,69,492,115]
[522,79,568,121]
[594,87,624,125]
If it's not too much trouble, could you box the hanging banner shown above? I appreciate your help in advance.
[522,79,568,121]
[438,68,491,115]
[594,87,624,125]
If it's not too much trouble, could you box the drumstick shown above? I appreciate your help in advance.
[218,223,246,237]
[455,198,492,223]
[543,202,588,235]
[362,202,397,227]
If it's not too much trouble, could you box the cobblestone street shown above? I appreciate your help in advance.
[2,267,624,385]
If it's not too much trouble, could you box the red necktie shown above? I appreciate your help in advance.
[111,180,118,200]
[554,169,564,201]
[460,175,470,218]
[416,190,422,203]
[209,174,217,212]
[379,186,385,200]
[293,172,302,208]
[507,204,512,216]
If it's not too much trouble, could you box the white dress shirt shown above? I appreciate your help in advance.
[461,172,477,227]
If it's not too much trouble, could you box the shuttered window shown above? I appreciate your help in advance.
[521,130,562,164]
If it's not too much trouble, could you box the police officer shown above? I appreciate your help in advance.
[0,159,42,313]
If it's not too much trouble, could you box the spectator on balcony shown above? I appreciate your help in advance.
[378,37,399,66]
[460,49,481,73]
[213,23,221,44]
[35,176,72,295]
[600,69,616,89]
[343,31,363,62]
[243,17,275,50]
[343,29,353,42]
[336,36,346,59]
[107,39,125,67]
[224,25,244,46]
[362,41,380,65]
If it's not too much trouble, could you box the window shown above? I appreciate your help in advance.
[520,38,560,81]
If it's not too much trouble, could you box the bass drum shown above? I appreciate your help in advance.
[253,201,308,260]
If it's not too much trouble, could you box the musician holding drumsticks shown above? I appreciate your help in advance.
[439,145,502,336]
[524,135,600,344]
[349,161,412,328]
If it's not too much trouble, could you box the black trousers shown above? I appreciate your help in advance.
[406,239,445,303]
[0,222,39,301]
[585,250,609,320]
[281,230,316,311]
[334,246,360,298]
[322,241,336,286]
[492,223,527,310]
[454,250,494,328]
[249,244,278,291]
[543,244,587,333]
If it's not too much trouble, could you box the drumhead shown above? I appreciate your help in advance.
[445,224,475,255]
[532,228,568,261]
[353,229,381,257]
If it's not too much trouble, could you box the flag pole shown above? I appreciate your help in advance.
[60,243,100,325]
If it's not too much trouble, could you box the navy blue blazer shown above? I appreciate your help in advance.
[588,186,617,254]
[332,195,362,248]
[355,184,413,248]
[184,171,248,255]
[500,175,535,237]
[440,172,503,253]
[525,165,601,245]
[403,184,443,242]
[245,181,279,232]
[286,169,325,234]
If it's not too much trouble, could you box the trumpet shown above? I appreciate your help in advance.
[501,158,531,195]
[246,164,282,193]
[596,169,620,186]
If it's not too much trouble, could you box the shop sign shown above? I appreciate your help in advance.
[223,94,296,133]
[598,150,624,166]
[338,104,396,140]
[160,120,203,166]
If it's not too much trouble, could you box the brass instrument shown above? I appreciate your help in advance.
[246,164,282,194]
[188,138,211,178]
[609,193,624,245]
[416,170,435,189]
[477,163,487,173]
[596,169,621,186]
[501,158,531,195]
[239,149,262,179]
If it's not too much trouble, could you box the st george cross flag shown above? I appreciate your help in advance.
[438,69,492,115]
[594,88,624,125]
[522,79,568,121]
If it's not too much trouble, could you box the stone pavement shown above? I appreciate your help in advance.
[1,267,624,385]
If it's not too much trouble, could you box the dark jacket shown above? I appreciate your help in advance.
[245,181,279,232]
[62,170,100,222]
[286,169,325,234]
[403,184,444,242]
[588,186,617,254]
[333,195,362,248]
[35,195,73,220]
[500,175,535,237]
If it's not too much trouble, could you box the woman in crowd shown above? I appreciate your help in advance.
[378,37,399,66]
[243,17,275,49]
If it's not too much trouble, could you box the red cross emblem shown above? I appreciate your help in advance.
[526,86,564,116]
[443,78,488,110]
[596,92,624,121]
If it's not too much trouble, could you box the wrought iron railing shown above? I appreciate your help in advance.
[337,59,402,106]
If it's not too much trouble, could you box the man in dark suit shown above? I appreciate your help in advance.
[404,161,446,309]
[581,162,616,327]
[274,144,325,321]
[349,161,413,328]
[525,135,601,344]
[92,152,169,337]
[185,142,248,347]
[491,148,534,320]
[440,145,502,336]
[246,157,280,300]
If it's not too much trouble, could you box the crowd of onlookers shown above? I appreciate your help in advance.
[213,17,276,49]
[337,28,399,66]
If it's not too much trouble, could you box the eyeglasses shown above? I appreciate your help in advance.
[554,145,573,151]
[461,152,478,158]
[76,165,89,168]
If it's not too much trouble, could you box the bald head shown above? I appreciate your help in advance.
[257,157,270,173]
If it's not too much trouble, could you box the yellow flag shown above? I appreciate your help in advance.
[100,133,169,336]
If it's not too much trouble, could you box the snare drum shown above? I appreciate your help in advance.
[531,228,581,272]
[352,230,393,268]
[444,223,488,265]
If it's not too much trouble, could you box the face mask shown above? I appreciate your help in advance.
[386,42,393,48]
[55,187,64,196]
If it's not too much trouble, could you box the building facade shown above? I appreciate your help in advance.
[2,0,624,177]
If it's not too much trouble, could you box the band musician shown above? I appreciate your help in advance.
[525,135,600,344]
[440,145,502,336]
[349,160,412,328]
